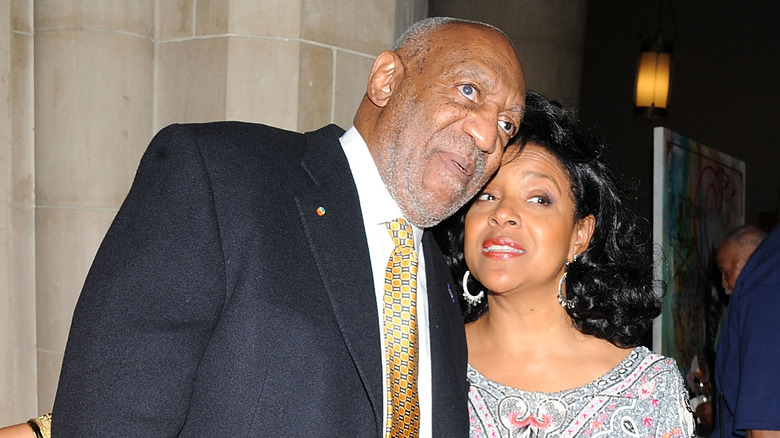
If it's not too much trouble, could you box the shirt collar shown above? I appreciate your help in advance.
[340,126,424,240]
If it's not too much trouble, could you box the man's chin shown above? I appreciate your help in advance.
[402,196,468,228]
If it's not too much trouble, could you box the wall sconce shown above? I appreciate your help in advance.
[634,1,678,120]
[634,37,672,119]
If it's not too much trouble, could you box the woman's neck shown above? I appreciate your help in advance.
[467,293,579,359]
[466,292,631,393]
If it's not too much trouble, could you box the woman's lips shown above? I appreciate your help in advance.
[481,237,525,259]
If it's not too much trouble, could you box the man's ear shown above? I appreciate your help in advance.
[571,214,596,259]
[366,51,404,108]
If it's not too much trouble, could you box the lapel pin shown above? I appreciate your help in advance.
[447,283,456,303]
[316,206,326,216]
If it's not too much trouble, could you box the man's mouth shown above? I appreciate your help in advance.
[439,151,475,183]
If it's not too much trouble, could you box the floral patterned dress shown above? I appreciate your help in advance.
[468,346,695,437]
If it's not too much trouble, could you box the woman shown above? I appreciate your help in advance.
[435,91,694,437]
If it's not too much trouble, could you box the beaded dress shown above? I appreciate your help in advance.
[468,346,695,437]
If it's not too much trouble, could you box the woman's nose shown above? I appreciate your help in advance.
[489,202,519,227]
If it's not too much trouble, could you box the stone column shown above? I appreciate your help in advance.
[0,0,36,424]
[33,0,156,413]
[155,0,404,133]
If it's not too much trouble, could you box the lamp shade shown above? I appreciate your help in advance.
[634,39,672,119]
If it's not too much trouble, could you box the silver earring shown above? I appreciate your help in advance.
[557,267,575,310]
[462,271,484,306]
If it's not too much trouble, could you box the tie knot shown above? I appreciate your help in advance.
[386,218,415,249]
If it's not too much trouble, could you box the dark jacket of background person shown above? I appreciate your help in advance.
[711,225,780,437]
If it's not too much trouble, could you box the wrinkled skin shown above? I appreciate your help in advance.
[357,23,526,227]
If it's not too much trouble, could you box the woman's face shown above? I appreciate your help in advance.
[464,143,593,296]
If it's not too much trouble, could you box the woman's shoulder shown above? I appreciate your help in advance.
[583,346,685,396]
[630,346,684,375]
[605,346,690,402]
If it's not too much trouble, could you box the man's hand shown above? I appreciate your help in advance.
[747,431,780,437]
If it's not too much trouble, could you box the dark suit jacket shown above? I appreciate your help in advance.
[52,122,468,437]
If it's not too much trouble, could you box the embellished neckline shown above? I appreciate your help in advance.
[467,346,650,397]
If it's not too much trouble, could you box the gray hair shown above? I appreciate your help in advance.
[392,17,513,53]
[720,224,767,250]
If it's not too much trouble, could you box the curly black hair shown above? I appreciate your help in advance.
[432,90,662,348]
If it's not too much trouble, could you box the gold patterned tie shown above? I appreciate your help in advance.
[383,218,420,438]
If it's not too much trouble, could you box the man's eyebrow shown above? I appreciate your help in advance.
[445,66,496,88]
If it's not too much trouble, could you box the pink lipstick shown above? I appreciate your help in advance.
[481,237,525,259]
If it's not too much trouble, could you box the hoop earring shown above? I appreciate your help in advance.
[462,271,484,306]
[557,262,575,310]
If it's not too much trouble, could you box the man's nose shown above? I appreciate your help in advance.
[463,107,500,155]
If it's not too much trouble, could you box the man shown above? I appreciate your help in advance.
[51,17,526,437]
[691,225,767,434]
[711,225,780,438]
[716,224,767,295]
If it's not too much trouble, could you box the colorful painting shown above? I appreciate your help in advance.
[652,127,745,374]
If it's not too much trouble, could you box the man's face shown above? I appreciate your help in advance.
[372,25,526,227]
[716,242,746,294]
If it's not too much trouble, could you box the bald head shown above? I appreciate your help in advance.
[353,18,526,227]
[716,225,767,294]
[391,17,514,52]
[389,18,520,90]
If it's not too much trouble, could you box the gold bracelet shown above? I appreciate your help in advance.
[27,413,51,438]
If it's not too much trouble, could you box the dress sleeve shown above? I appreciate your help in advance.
[52,124,227,437]
[652,359,696,438]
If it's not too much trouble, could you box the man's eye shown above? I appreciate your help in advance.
[458,84,477,101]
[498,120,514,135]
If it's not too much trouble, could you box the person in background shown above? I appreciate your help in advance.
[435,91,695,437]
[716,225,767,296]
[689,225,768,434]
[24,16,525,437]
[710,225,780,438]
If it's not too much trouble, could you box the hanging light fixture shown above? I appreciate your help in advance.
[634,0,678,120]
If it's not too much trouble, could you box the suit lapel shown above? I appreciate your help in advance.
[294,126,468,436]
[295,125,383,436]
[423,231,470,436]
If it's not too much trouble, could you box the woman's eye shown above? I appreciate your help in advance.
[498,120,515,135]
[458,84,477,101]
[528,195,550,205]
[476,192,496,201]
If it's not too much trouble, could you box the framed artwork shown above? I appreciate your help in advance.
[652,127,745,374]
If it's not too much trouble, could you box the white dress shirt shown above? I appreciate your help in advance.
[340,126,432,438]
